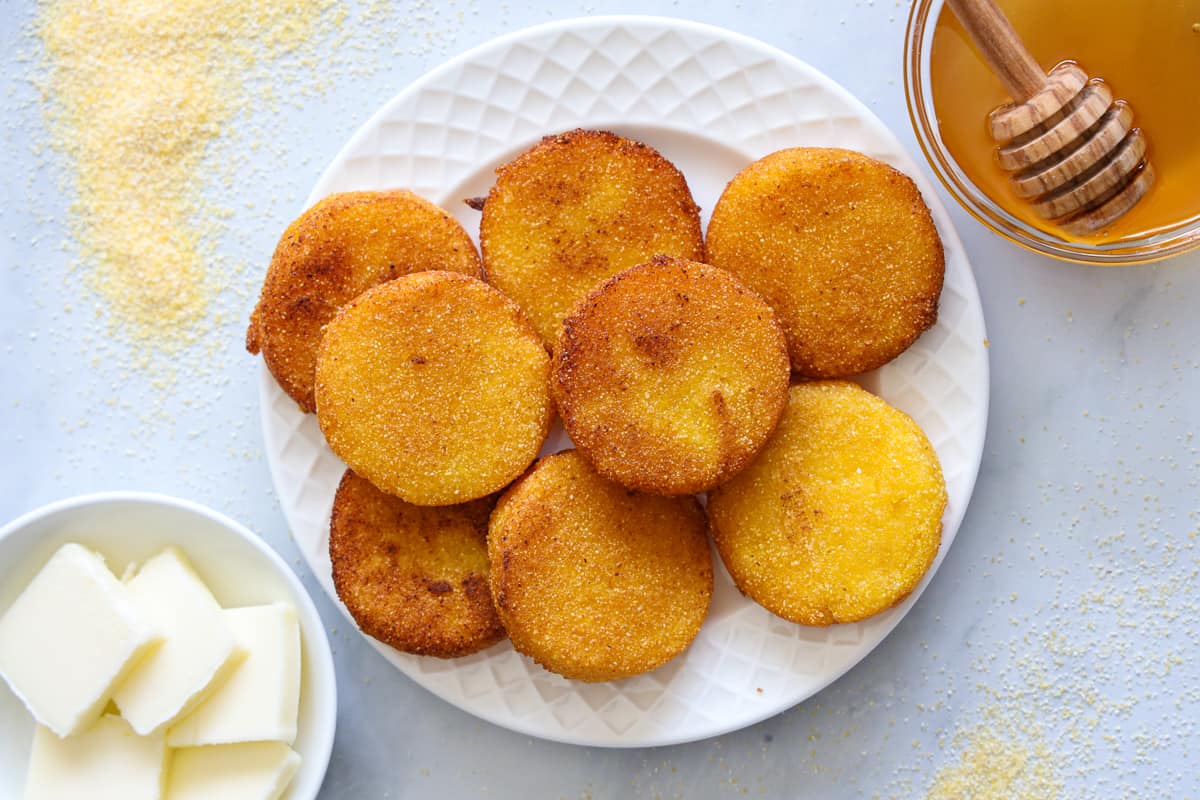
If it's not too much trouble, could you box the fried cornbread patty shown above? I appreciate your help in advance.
[330,470,504,658]
[247,190,481,412]
[489,450,713,682]
[706,148,944,378]
[315,271,552,506]
[708,381,946,626]
[479,129,704,345]
[552,256,790,495]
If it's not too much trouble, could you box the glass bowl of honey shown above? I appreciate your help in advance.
[904,0,1200,264]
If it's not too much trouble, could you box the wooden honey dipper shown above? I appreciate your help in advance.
[946,0,1154,236]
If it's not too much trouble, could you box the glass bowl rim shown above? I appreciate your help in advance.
[902,0,1200,265]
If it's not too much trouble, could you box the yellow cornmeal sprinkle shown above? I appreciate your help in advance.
[926,710,1063,800]
[34,0,336,352]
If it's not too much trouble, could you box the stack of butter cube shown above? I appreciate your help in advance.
[0,543,303,800]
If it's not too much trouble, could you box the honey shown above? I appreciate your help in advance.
[930,0,1200,243]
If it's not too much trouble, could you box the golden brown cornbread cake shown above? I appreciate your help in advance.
[705,148,944,378]
[329,470,504,658]
[248,190,482,413]
[708,381,946,626]
[552,255,790,495]
[479,129,704,345]
[315,271,551,506]
[488,450,713,682]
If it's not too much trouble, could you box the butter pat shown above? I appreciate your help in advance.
[113,547,243,735]
[168,603,301,747]
[24,715,167,800]
[0,543,157,737]
[167,742,301,800]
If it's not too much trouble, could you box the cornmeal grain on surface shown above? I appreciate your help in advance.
[479,129,704,346]
[35,0,339,353]
[248,190,481,412]
[926,718,1063,800]
[315,271,551,506]
[553,256,790,495]
[706,147,944,377]
[488,450,712,682]
[708,381,946,626]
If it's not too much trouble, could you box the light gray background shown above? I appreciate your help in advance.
[2,2,1196,798]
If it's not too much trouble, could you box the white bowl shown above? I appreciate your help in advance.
[0,492,337,799]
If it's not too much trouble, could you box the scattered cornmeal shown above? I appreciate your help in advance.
[553,256,790,495]
[479,129,705,345]
[706,147,944,378]
[329,470,504,658]
[315,271,552,506]
[708,381,946,626]
[926,719,1063,800]
[35,0,338,352]
[248,190,481,413]
[489,450,713,682]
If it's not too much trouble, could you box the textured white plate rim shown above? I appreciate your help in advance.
[260,15,991,748]
[0,491,339,797]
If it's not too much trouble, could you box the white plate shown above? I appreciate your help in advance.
[259,15,989,747]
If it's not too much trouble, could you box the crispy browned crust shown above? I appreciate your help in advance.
[314,271,552,506]
[706,148,945,378]
[329,470,505,658]
[708,381,947,626]
[248,190,482,413]
[479,129,704,346]
[551,255,790,495]
[488,450,713,682]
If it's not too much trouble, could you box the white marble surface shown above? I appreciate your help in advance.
[2,2,1197,798]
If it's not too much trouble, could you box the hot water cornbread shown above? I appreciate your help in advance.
[707,381,946,626]
[706,148,944,377]
[488,451,713,682]
[247,189,482,413]
[479,129,705,345]
[329,470,505,658]
[552,256,790,495]
[314,271,552,506]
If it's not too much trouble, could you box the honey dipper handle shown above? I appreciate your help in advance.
[945,0,1047,101]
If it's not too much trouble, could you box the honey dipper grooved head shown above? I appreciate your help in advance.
[987,62,1154,235]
